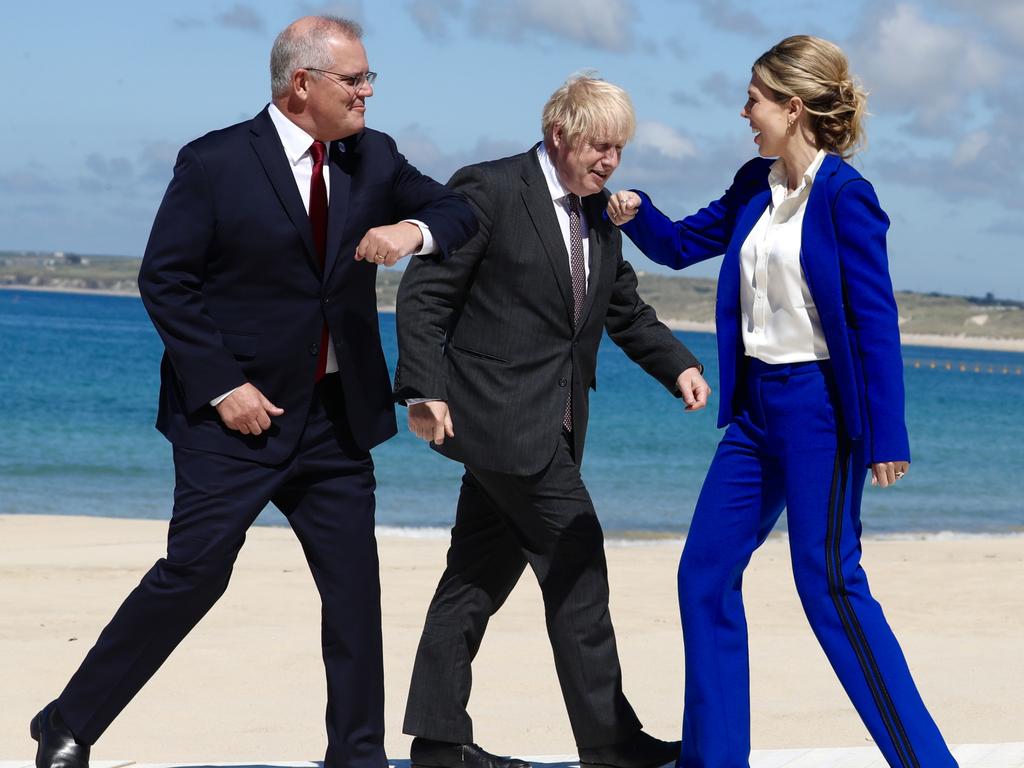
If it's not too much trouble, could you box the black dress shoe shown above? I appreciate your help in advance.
[578,730,680,768]
[410,737,531,768]
[30,702,91,768]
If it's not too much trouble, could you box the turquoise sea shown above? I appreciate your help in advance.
[1,288,1022,535]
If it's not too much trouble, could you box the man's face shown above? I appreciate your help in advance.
[548,125,625,197]
[304,36,373,141]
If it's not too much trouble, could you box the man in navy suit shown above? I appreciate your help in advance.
[29,15,476,768]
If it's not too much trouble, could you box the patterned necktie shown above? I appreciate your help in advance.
[567,194,587,323]
[309,140,330,382]
[563,193,587,431]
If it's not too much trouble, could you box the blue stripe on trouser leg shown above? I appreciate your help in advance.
[677,359,957,768]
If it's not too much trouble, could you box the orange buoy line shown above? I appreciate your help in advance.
[906,359,1023,375]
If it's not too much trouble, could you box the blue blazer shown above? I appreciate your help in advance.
[621,153,910,463]
[139,107,477,463]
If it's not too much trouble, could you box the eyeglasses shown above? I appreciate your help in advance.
[304,68,377,91]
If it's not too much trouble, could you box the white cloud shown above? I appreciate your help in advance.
[0,166,60,196]
[407,0,638,52]
[615,132,752,214]
[217,3,266,33]
[395,125,522,183]
[851,3,1005,132]
[634,121,698,160]
[172,16,204,30]
[698,71,747,109]
[294,1,366,24]
[844,2,1024,213]
[407,0,462,39]
[693,0,769,37]
[951,131,990,167]
[934,0,1024,46]
[990,3,1024,44]
[485,0,634,52]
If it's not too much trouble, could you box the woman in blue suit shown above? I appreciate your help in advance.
[607,36,957,768]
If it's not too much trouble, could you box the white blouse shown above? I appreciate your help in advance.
[739,149,830,364]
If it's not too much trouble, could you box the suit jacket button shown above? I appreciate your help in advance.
[309,343,319,355]
[558,378,567,387]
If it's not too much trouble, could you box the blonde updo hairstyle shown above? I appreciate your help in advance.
[752,35,868,158]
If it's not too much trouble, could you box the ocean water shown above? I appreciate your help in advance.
[1,289,1022,535]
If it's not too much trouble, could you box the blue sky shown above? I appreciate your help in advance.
[2,0,1022,298]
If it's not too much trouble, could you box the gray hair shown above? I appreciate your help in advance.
[269,16,363,99]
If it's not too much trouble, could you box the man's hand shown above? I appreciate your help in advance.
[408,401,454,445]
[215,383,285,435]
[355,222,423,267]
[871,460,909,488]
[676,367,710,411]
[606,190,642,226]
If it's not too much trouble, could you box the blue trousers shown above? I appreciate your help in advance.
[678,359,956,768]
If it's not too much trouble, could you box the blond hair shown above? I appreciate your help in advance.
[541,73,636,149]
[753,35,868,158]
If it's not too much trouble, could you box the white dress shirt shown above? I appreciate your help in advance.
[739,149,830,364]
[537,143,592,285]
[211,104,434,406]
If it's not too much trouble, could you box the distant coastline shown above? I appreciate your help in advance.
[0,283,140,298]
[4,251,1024,354]
[654,317,1024,353]
[7,286,1023,353]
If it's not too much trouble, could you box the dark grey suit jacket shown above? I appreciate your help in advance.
[394,146,700,475]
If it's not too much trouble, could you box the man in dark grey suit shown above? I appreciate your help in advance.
[394,76,709,768]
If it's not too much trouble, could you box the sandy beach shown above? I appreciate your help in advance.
[1,514,1021,761]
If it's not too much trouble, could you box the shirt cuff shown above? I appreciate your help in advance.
[406,398,442,405]
[210,385,243,407]
[403,219,436,255]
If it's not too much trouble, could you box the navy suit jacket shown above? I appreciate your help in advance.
[139,107,477,463]
[621,153,910,464]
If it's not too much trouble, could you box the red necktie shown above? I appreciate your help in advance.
[309,140,330,381]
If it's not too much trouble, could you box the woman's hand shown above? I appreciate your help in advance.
[607,190,642,226]
[870,461,909,488]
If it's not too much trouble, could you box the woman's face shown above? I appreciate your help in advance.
[740,73,791,157]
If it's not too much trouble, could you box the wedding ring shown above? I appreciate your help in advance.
[375,254,384,263]
[895,471,905,479]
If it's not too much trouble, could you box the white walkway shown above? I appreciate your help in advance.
[5,746,1024,768]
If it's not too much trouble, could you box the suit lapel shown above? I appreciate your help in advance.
[520,152,574,321]
[719,187,771,319]
[324,139,353,282]
[799,153,845,322]
[248,108,319,274]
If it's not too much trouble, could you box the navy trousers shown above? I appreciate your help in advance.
[55,375,385,768]
[677,359,956,768]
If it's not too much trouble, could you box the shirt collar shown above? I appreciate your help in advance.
[268,103,321,165]
[537,142,574,204]
[768,148,827,197]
